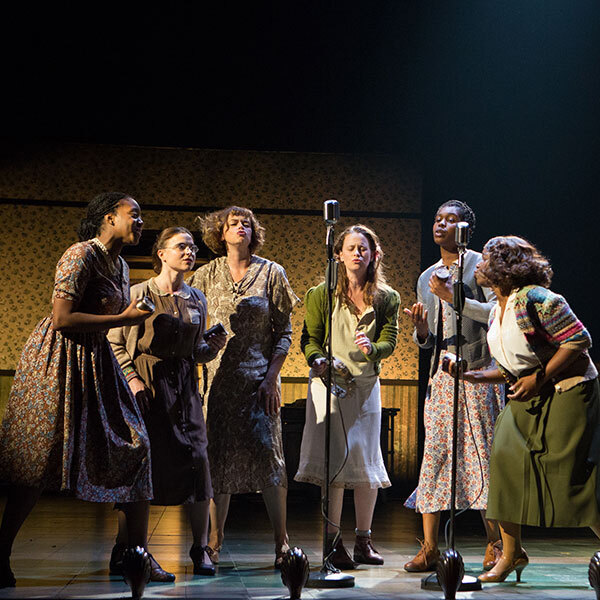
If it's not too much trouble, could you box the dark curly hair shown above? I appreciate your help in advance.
[334,224,387,309]
[151,226,194,274]
[436,199,476,238]
[198,206,265,256]
[77,191,131,241]
[479,235,553,296]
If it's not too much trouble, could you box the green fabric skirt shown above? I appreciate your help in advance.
[486,378,600,527]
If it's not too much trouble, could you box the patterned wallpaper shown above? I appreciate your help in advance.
[0,143,421,379]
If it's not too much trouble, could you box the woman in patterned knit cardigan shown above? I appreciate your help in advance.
[457,235,600,584]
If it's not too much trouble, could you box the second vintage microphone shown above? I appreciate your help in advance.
[324,199,340,224]
[455,221,469,248]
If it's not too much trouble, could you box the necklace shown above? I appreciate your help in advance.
[90,237,120,275]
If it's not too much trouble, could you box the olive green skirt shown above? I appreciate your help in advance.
[486,378,600,527]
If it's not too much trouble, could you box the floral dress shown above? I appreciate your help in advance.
[405,266,504,513]
[0,241,152,502]
[190,255,299,494]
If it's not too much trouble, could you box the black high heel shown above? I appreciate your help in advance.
[189,545,216,576]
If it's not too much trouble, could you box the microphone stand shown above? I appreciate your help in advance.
[306,222,354,589]
[422,241,482,597]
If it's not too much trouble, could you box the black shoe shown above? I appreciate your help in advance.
[0,556,16,588]
[189,545,216,576]
[109,542,127,576]
[148,553,175,582]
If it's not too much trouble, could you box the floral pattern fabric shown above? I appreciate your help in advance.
[405,280,504,512]
[0,241,152,502]
[190,255,299,494]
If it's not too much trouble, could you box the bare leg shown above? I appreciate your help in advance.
[479,510,500,543]
[0,485,42,557]
[353,487,378,531]
[422,512,440,549]
[186,500,210,547]
[209,494,230,550]
[262,485,289,549]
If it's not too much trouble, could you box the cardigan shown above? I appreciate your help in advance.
[489,285,597,388]
[415,249,496,378]
[300,282,400,375]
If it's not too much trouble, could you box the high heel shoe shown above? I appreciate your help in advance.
[109,542,127,575]
[205,545,221,564]
[189,545,216,576]
[147,553,175,582]
[482,540,503,571]
[477,550,529,583]
[274,543,291,570]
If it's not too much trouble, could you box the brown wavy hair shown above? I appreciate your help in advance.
[151,226,194,273]
[334,224,387,310]
[198,206,265,256]
[479,235,553,296]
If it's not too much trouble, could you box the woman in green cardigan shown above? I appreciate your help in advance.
[295,224,400,570]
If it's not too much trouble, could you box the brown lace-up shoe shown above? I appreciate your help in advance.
[403,540,440,572]
[327,536,357,570]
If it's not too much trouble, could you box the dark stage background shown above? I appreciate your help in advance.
[2,0,599,361]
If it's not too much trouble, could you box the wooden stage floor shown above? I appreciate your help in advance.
[1,490,599,599]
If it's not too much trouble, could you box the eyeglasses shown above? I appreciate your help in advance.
[164,243,199,254]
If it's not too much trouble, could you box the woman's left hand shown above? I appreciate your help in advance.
[258,376,281,416]
[508,373,540,401]
[355,331,372,355]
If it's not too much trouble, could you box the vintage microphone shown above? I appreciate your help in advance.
[306,199,354,588]
[422,221,482,597]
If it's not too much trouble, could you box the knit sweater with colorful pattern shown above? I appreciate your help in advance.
[489,285,592,381]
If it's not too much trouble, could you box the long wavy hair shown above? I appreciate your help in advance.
[479,235,553,296]
[334,224,387,310]
[198,206,265,256]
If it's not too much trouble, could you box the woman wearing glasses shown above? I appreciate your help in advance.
[108,227,227,577]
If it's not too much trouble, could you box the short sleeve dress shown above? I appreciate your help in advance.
[0,241,152,503]
[108,278,215,505]
[190,255,299,495]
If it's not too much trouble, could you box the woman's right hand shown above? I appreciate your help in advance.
[312,357,328,377]
[403,302,429,341]
[128,376,152,414]
[119,298,153,326]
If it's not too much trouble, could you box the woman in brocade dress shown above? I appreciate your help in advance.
[0,192,158,588]
[108,227,227,577]
[190,206,299,568]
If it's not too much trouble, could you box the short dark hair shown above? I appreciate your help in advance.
[436,199,476,236]
[77,192,131,241]
[198,206,265,256]
[151,226,194,273]
[480,235,553,296]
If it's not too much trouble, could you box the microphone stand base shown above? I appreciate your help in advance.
[421,572,482,592]
[306,562,355,588]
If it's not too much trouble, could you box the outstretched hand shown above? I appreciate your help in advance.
[403,302,429,341]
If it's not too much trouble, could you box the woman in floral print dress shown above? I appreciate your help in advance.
[403,200,504,573]
[190,206,299,568]
[0,192,158,588]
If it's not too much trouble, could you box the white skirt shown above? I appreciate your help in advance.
[294,371,391,489]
